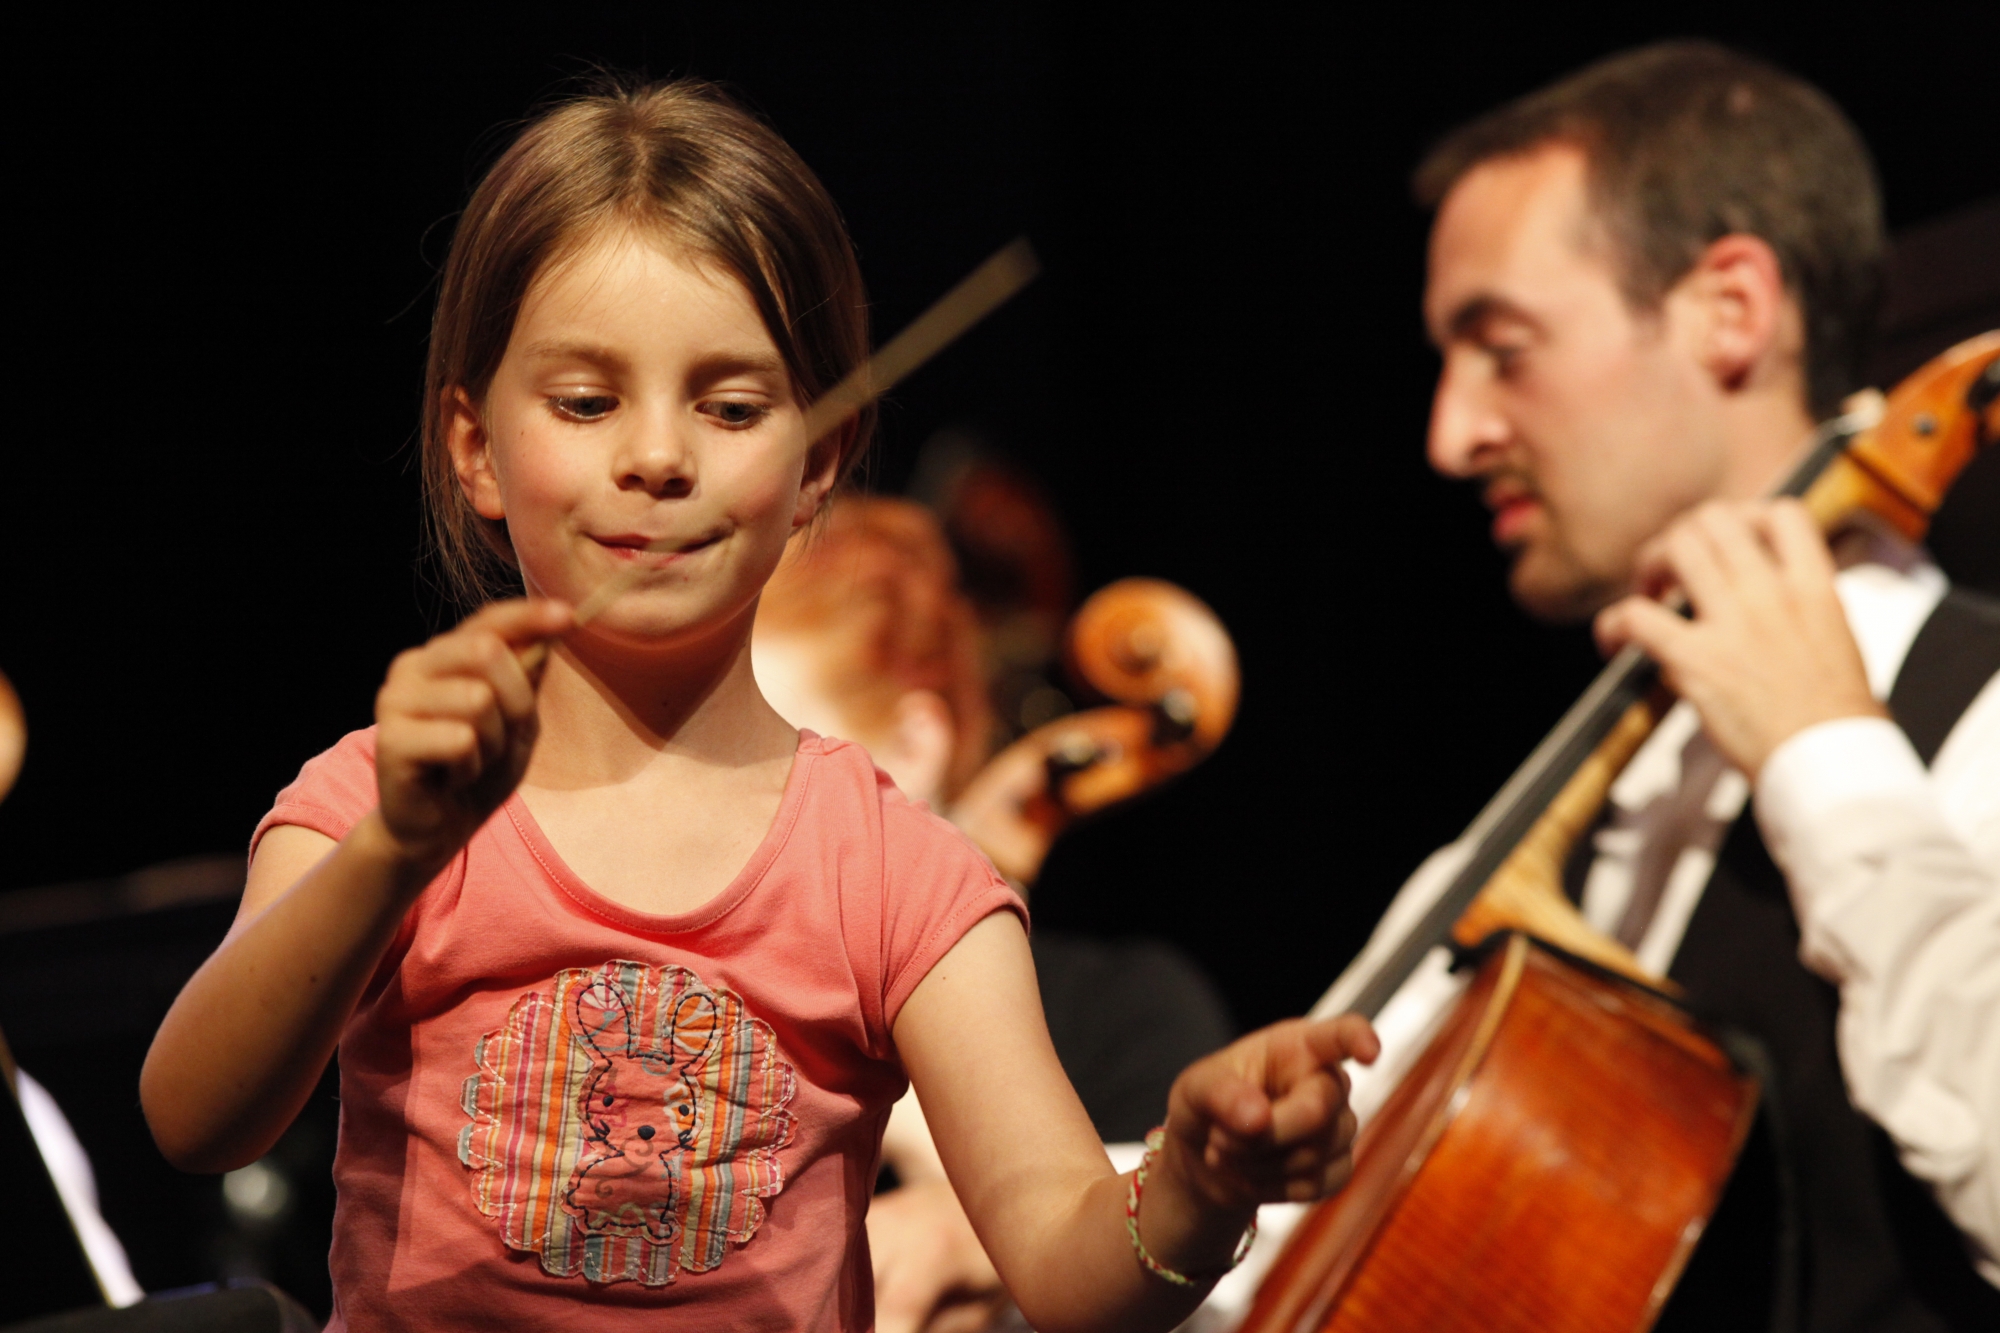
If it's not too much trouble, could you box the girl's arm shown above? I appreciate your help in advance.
[896,912,1376,1333]
[141,599,570,1173]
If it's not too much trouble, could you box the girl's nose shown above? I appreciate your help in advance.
[617,418,696,498]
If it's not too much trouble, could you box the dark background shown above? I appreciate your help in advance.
[1,2,1996,1312]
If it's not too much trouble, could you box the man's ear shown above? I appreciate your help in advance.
[1677,234,1796,394]
[792,422,850,529]
[444,388,506,521]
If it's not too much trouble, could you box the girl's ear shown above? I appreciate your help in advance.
[445,388,507,521]
[792,422,850,529]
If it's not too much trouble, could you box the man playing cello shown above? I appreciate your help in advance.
[1323,40,2000,1332]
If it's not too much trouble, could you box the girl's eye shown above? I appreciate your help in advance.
[550,394,618,422]
[705,400,767,428]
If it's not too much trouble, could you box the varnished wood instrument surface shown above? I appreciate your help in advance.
[1255,937,1754,1332]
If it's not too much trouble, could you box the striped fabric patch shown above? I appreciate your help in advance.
[459,959,797,1285]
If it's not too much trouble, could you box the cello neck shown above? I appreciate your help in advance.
[1342,408,1872,1022]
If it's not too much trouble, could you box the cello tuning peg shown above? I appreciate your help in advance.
[1970,357,1999,414]
[1152,688,1198,745]
[1045,732,1105,781]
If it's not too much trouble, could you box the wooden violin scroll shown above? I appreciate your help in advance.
[950,578,1240,886]
[0,669,23,805]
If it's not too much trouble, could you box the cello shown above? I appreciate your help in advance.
[1240,331,2000,1332]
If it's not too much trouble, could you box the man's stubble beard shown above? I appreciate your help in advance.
[1506,538,1631,625]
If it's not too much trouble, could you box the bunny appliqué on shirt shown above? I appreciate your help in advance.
[566,978,717,1239]
[461,960,797,1286]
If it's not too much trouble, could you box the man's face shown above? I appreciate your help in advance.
[1423,144,1729,622]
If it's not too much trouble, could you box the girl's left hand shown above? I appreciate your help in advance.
[1140,1014,1380,1272]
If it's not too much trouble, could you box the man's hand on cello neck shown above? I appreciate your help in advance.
[1593,498,1886,781]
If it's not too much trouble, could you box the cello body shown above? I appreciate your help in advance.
[1243,938,1755,1332]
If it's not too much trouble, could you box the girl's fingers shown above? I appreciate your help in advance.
[381,674,510,763]
[1315,1146,1358,1198]
[390,600,570,722]
[382,717,487,785]
[1254,1100,1362,1176]
[469,599,569,706]
[1329,1104,1358,1155]
[386,675,497,724]
[1172,1015,1379,1206]
[1176,1057,1274,1142]
[465,595,575,647]
[403,632,535,719]
[1301,1013,1380,1070]
[1266,1072,1337,1147]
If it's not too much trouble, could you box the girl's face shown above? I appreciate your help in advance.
[450,225,838,650]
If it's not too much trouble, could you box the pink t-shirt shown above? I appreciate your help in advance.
[252,728,1023,1332]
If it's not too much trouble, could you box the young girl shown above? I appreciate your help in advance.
[140,79,1376,1332]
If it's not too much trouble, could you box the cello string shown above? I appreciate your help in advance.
[517,236,1042,670]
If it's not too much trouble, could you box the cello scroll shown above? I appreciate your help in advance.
[950,578,1239,886]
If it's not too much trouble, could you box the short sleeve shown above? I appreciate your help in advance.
[878,793,1027,1031]
[249,726,381,862]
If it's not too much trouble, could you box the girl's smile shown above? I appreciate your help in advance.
[593,531,726,563]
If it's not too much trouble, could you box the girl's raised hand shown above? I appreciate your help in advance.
[374,598,573,875]
[1138,1014,1379,1275]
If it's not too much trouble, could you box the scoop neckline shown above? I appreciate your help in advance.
[502,730,822,936]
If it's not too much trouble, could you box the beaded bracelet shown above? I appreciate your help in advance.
[1123,1126,1258,1287]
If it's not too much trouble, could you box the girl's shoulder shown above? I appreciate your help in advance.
[250,726,379,860]
[795,730,992,866]
[793,731,1026,1034]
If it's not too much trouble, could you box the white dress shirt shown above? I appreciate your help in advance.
[1305,538,2000,1287]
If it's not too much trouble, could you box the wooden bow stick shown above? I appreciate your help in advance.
[523,236,1042,666]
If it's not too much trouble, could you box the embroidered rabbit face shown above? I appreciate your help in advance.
[565,979,719,1240]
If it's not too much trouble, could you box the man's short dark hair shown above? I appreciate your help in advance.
[1415,41,1884,419]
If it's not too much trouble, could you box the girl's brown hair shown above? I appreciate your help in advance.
[757,497,996,801]
[421,77,874,608]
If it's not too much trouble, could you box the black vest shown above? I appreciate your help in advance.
[1654,587,2000,1333]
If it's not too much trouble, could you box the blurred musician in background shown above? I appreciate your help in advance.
[753,496,1238,1333]
[1320,41,2000,1331]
